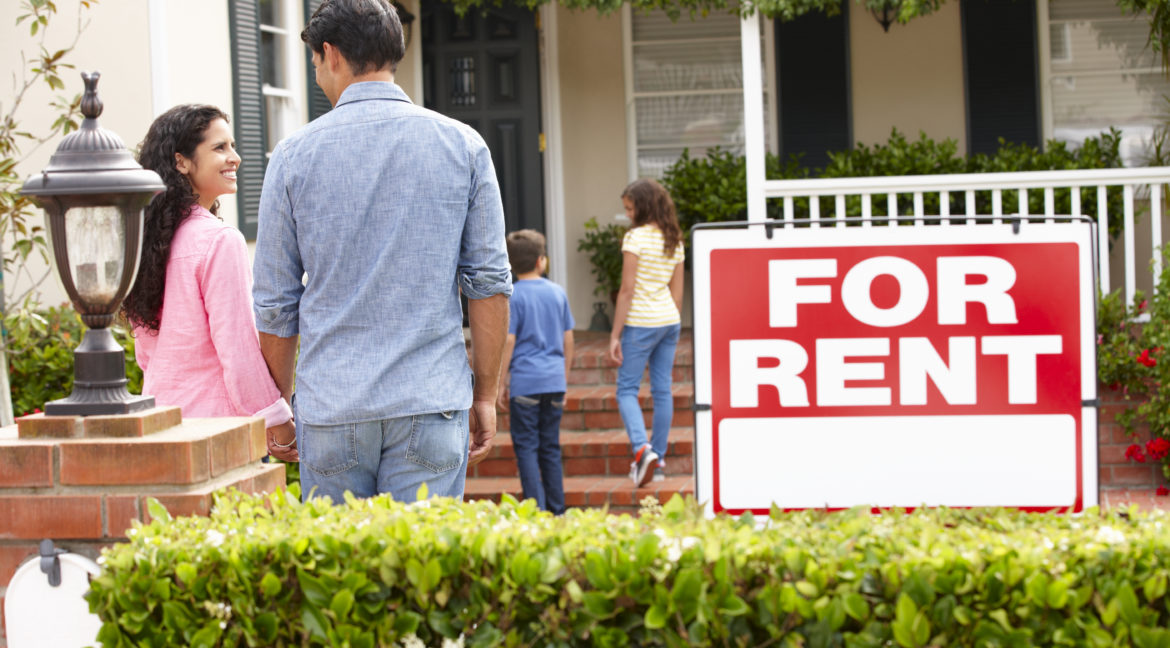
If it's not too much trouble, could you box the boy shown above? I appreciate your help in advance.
[498,230,575,514]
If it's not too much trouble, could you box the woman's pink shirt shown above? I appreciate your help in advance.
[133,206,291,427]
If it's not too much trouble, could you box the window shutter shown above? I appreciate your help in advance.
[775,3,851,170]
[304,0,332,120]
[962,0,1040,154]
[229,0,268,240]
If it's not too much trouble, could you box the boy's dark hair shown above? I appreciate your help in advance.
[506,229,546,275]
[301,0,405,75]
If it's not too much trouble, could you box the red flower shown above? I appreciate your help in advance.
[1137,348,1158,367]
[1126,443,1147,463]
[1148,438,1170,461]
[1158,486,1170,497]
[1139,299,1149,312]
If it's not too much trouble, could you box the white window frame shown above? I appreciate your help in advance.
[621,4,778,181]
[260,0,308,155]
[1037,0,1167,164]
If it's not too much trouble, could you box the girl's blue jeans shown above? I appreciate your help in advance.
[616,323,681,460]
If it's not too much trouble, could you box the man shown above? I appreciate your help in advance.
[252,0,511,504]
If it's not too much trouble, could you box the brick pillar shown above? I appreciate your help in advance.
[0,408,285,647]
[1098,384,1162,491]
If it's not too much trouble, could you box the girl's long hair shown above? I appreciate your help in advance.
[621,178,681,257]
[122,104,228,332]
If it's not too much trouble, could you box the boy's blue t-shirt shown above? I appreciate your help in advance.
[508,277,575,397]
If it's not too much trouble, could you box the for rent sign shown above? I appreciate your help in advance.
[692,222,1097,515]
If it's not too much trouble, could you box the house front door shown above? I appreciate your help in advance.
[421,0,545,234]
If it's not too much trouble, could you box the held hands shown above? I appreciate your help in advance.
[266,420,299,463]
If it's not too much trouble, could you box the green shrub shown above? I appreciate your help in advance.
[5,304,142,416]
[1097,248,1170,479]
[661,148,807,236]
[88,490,1170,648]
[661,129,1124,233]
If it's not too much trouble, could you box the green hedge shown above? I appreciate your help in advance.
[662,129,1126,239]
[87,490,1170,647]
[4,304,142,417]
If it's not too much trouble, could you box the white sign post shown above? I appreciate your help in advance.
[692,220,1098,516]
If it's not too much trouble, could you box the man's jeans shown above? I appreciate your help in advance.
[617,324,680,461]
[297,410,469,504]
[509,393,566,514]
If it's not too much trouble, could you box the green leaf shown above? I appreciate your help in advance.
[298,570,331,608]
[302,603,329,639]
[331,589,355,619]
[795,581,819,598]
[1143,574,1167,603]
[1115,583,1142,625]
[583,592,615,618]
[260,572,282,598]
[393,610,422,635]
[893,594,919,648]
[253,613,278,642]
[190,624,221,648]
[645,602,669,629]
[175,563,197,585]
[146,498,172,523]
[843,592,870,622]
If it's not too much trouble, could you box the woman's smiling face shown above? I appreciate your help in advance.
[175,118,239,209]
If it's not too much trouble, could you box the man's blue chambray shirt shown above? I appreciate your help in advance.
[252,82,512,426]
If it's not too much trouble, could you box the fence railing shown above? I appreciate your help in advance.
[760,167,1170,307]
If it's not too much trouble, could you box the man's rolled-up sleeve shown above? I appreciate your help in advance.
[458,132,512,301]
[252,145,304,337]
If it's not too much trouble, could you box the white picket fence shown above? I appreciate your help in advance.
[758,167,1170,308]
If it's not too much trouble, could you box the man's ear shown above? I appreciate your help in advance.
[322,42,341,72]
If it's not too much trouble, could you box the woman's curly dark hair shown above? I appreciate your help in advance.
[122,104,229,331]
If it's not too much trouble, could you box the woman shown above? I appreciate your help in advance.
[121,104,297,461]
[608,178,685,487]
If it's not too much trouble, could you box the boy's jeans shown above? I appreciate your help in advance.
[617,323,681,461]
[509,392,566,514]
[297,409,469,504]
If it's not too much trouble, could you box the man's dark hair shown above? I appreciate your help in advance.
[301,0,405,75]
[506,229,546,276]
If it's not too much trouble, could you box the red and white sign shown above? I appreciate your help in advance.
[692,222,1097,515]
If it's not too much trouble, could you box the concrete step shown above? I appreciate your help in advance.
[499,384,694,432]
[464,474,695,516]
[566,330,694,386]
[468,428,694,479]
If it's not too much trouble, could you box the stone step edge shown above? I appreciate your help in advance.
[464,475,695,509]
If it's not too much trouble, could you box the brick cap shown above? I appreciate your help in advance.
[16,406,182,439]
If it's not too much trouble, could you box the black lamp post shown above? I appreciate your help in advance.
[20,72,161,416]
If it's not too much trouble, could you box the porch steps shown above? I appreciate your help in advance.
[464,330,696,515]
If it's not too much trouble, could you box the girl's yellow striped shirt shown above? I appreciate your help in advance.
[621,224,685,327]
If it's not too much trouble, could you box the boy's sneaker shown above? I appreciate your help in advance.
[652,467,666,482]
[631,444,659,487]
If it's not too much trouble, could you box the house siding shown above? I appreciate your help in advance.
[849,1,967,151]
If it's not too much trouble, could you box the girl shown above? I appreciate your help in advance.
[608,178,685,487]
[121,104,297,461]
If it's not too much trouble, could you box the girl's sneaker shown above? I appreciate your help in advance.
[631,444,659,487]
[652,467,666,482]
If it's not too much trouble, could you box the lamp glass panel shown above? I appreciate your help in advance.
[63,206,125,305]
